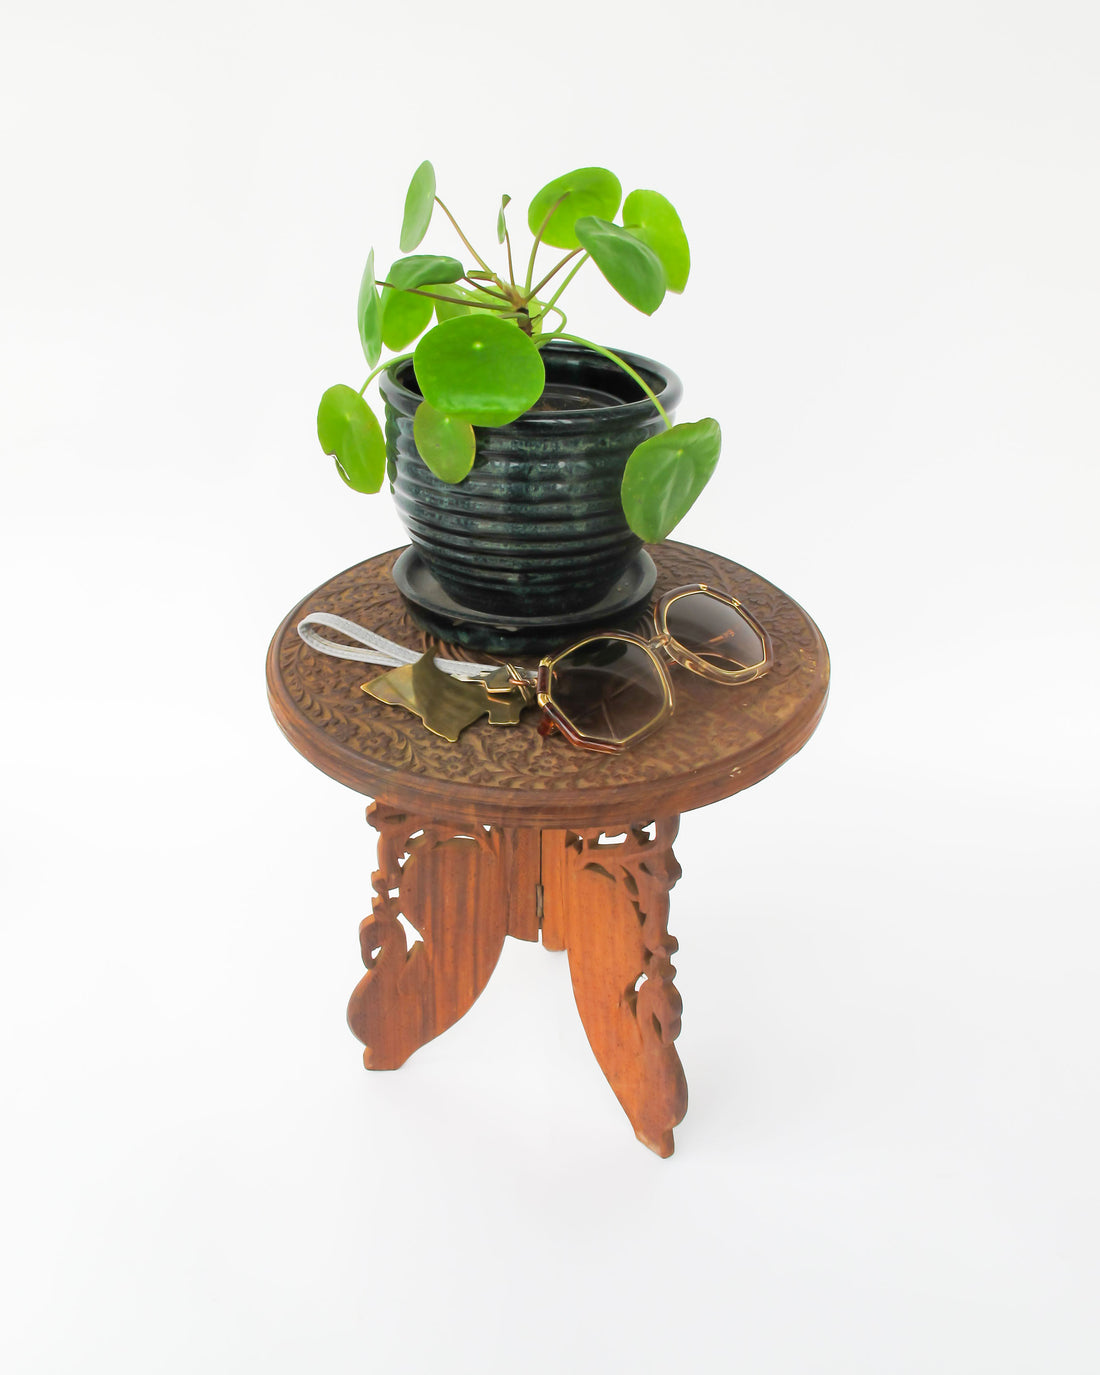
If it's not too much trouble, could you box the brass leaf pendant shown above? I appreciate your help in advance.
[362,653,530,742]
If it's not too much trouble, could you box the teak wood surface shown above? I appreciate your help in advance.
[267,541,829,1156]
[267,541,829,829]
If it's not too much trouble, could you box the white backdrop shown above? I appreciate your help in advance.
[2,2,1097,1370]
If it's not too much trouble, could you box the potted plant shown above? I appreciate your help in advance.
[317,162,721,646]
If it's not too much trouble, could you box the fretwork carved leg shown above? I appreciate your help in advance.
[541,818,688,1157]
[347,802,510,1069]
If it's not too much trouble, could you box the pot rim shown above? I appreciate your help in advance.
[380,338,683,430]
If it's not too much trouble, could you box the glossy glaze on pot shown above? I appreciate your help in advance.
[379,341,682,618]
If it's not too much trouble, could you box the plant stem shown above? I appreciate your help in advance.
[539,253,589,316]
[359,352,412,394]
[530,302,567,333]
[529,247,583,301]
[504,227,516,287]
[552,332,672,427]
[377,280,512,310]
[524,193,568,293]
[434,196,500,281]
[460,276,513,303]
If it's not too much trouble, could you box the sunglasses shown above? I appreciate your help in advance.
[529,584,771,753]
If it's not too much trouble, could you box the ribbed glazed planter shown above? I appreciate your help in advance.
[379,340,682,623]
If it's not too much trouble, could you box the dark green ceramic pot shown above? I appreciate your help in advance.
[379,340,682,620]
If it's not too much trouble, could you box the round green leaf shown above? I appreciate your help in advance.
[620,419,722,541]
[357,248,382,367]
[380,256,465,350]
[414,314,546,427]
[497,193,511,245]
[317,385,386,494]
[400,160,436,253]
[574,216,667,315]
[381,286,435,351]
[622,189,691,294]
[413,401,476,482]
[527,167,622,250]
[386,254,463,292]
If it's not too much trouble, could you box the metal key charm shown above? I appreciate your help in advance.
[362,653,534,742]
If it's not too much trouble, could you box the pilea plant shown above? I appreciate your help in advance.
[317,162,721,542]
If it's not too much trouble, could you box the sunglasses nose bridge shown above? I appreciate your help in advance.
[646,628,674,657]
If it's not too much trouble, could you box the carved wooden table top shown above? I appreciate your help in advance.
[266,540,829,828]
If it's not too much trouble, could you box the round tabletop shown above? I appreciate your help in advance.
[266,541,830,828]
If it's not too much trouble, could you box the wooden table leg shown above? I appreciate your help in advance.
[540,818,688,1158]
[347,803,687,1156]
[347,802,516,1069]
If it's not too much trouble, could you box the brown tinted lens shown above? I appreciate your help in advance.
[548,638,667,745]
[665,592,765,672]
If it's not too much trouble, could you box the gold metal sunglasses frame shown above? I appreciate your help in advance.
[532,583,772,754]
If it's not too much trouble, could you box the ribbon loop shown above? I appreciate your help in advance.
[296,613,504,678]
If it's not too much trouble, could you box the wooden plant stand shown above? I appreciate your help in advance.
[267,541,829,1157]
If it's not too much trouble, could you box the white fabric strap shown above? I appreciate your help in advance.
[296,612,502,678]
